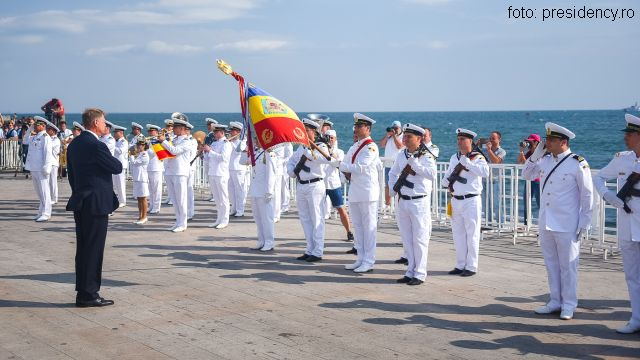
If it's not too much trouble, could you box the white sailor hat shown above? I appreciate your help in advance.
[33,115,48,124]
[325,129,337,137]
[131,122,143,130]
[302,118,321,130]
[45,121,60,133]
[545,122,575,140]
[391,120,402,128]
[322,119,334,127]
[402,123,425,136]
[211,123,227,131]
[353,113,375,126]
[623,114,640,133]
[307,114,331,126]
[146,124,161,131]
[171,112,189,122]
[104,120,114,128]
[164,119,174,126]
[456,128,477,139]
[112,125,126,132]
[72,121,85,131]
[229,121,243,131]
[205,117,218,125]
[185,122,194,130]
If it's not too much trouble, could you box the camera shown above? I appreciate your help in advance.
[386,127,393,133]
[519,140,531,148]
[315,133,330,145]
[477,138,490,145]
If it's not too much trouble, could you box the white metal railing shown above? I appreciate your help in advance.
[0,140,23,170]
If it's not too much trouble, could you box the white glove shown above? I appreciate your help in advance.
[330,158,341,168]
[575,227,588,242]
[529,139,547,162]
[603,191,625,209]
[407,156,418,167]
[441,177,450,188]
[265,193,272,202]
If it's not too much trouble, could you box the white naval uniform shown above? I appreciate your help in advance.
[113,137,129,206]
[187,136,198,219]
[340,137,381,268]
[49,135,61,204]
[147,148,164,213]
[287,143,334,257]
[325,146,345,194]
[523,149,593,312]
[25,129,54,219]
[246,149,278,250]
[161,135,192,230]
[206,138,232,226]
[594,151,640,328]
[389,149,437,281]
[272,146,285,220]
[280,143,294,212]
[100,134,116,156]
[229,138,249,216]
[130,151,150,198]
[442,152,489,273]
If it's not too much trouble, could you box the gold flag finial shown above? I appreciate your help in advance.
[216,59,233,75]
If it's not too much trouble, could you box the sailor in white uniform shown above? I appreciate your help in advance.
[287,119,338,262]
[592,114,640,334]
[24,116,54,222]
[523,122,593,321]
[228,121,249,217]
[185,122,198,220]
[441,128,489,277]
[339,113,382,273]
[47,122,61,204]
[145,124,164,214]
[204,117,218,202]
[389,124,437,285]
[112,125,129,208]
[129,122,144,144]
[163,119,175,206]
[158,117,192,232]
[204,123,232,229]
[245,142,278,251]
[100,121,116,156]
[280,142,294,214]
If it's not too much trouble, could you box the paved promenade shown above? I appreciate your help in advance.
[0,171,637,359]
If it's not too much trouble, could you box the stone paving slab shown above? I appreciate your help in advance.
[0,171,638,360]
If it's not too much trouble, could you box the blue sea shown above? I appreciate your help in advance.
[39,110,637,168]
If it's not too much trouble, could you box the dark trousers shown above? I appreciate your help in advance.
[74,209,108,301]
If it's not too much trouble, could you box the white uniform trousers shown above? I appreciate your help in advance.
[148,171,163,213]
[539,228,580,312]
[187,169,195,219]
[281,175,291,212]
[397,196,431,281]
[31,171,51,218]
[165,175,188,229]
[252,196,275,250]
[229,170,247,216]
[349,201,378,267]
[451,196,482,272]
[49,165,59,203]
[620,237,640,327]
[296,181,326,257]
[112,173,126,206]
[273,174,283,219]
[209,175,230,226]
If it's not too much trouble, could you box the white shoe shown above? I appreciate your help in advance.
[559,309,574,320]
[118,203,126,208]
[171,226,186,233]
[208,222,220,228]
[345,262,362,270]
[353,264,373,273]
[616,322,640,334]
[51,201,57,205]
[149,210,159,214]
[215,223,228,229]
[234,213,244,217]
[534,305,561,315]
[33,215,41,220]
[259,247,274,252]
[274,218,280,223]
[209,198,215,203]
[134,218,148,225]
[168,225,177,231]
[35,216,49,222]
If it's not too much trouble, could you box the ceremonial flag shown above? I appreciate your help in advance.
[150,139,174,160]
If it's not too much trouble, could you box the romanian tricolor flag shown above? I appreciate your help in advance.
[150,139,174,161]
[247,84,309,150]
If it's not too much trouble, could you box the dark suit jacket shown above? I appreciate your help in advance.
[66,131,123,215]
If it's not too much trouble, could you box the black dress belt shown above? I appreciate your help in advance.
[453,193,479,200]
[399,194,428,200]
[298,177,323,185]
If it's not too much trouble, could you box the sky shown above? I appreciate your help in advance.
[0,0,638,113]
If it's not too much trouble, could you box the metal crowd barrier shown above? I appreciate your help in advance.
[0,139,22,170]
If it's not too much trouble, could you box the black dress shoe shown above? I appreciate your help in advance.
[75,297,115,308]
[296,254,310,261]
[407,278,424,286]
[396,276,412,283]
[346,232,354,241]
[448,268,464,275]
[305,255,322,262]
[346,247,357,255]
[394,257,409,265]
[461,270,476,277]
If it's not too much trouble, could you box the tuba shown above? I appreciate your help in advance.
[307,113,330,128]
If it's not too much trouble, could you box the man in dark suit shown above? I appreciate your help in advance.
[66,108,123,307]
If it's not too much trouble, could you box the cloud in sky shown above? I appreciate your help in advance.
[214,39,288,52]
[403,0,452,5]
[85,44,136,56]
[146,40,203,54]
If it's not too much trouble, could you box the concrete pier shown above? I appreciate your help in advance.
[0,171,637,359]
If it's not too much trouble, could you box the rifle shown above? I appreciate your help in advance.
[446,150,484,193]
[616,172,640,213]
[293,154,310,177]
[393,144,428,194]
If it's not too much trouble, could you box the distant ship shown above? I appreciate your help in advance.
[623,102,639,113]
